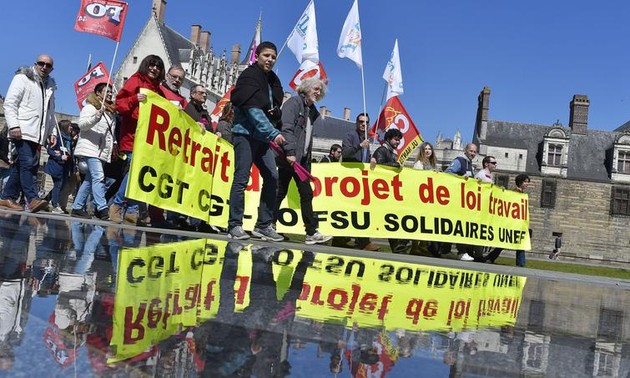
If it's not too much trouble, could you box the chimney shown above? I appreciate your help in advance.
[199,31,211,53]
[190,25,201,46]
[231,44,241,64]
[475,86,491,141]
[569,94,589,134]
[152,0,166,24]
[343,108,351,121]
[319,106,327,119]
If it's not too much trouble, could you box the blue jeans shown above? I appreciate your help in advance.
[49,174,65,207]
[72,157,108,212]
[1,139,40,201]
[228,135,278,229]
[113,152,139,214]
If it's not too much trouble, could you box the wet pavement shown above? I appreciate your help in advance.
[0,210,629,377]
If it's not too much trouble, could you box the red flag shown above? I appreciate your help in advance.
[371,96,423,164]
[73,62,110,110]
[74,0,128,42]
[210,86,234,130]
[289,60,328,91]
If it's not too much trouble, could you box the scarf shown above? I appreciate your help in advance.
[86,92,117,113]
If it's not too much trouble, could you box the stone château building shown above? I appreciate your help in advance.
[115,0,251,108]
[473,86,630,264]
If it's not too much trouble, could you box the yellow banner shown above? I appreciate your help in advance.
[129,92,529,249]
[109,239,526,363]
[127,89,233,225]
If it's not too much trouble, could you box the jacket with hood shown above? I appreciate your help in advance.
[3,66,56,145]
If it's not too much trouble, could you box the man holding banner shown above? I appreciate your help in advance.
[227,42,286,241]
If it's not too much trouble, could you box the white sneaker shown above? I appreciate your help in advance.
[305,231,333,245]
[458,253,474,261]
[51,206,64,214]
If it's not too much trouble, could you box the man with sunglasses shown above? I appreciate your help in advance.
[475,156,497,183]
[0,54,56,212]
[320,144,342,163]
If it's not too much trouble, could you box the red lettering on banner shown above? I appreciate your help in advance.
[147,105,170,149]
[144,103,231,180]
[312,170,404,205]
[418,177,451,205]
[203,280,217,311]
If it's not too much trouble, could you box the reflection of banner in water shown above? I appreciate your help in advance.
[109,239,526,362]
[296,253,525,331]
[128,92,530,249]
[109,239,295,363]
[109,239,228,362]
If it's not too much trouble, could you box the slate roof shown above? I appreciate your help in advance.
[157,23,195,66]
[312,116,355,140]
[486,120,619,181]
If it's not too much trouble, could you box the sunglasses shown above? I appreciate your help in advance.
[36,61,53,69]
[489,161,497,165]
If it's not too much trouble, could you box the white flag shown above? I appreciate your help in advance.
[337,0,363,69]
[383,39,403,100]
[287,0,319,64]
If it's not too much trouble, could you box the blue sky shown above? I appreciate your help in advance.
[2,0,630,144]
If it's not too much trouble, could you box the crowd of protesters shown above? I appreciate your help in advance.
[0,49,530,263]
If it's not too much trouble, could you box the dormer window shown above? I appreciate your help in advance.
[541,127,569,177]
[611,133,630,182]
[547,144,563,166]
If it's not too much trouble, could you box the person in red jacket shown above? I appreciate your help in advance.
[109,55,165,224]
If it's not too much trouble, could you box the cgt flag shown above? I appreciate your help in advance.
[372,96,423,164]
[210,86,234,131]
[74,0,129,42]
[289,60,328,91]
[73,62,110,109]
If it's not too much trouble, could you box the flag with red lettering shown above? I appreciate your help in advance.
[289,60,328,91]
[210,86,234,130]
[371,96,423,164]
[74,0,128,42]
[74,62,110,109]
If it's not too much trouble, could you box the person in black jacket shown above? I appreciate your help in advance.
[274,78,331,245]
[370,128,409,253]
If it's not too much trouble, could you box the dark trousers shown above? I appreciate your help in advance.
[2,139,40,201]
[228,135,278,229]
[274,158,317,235]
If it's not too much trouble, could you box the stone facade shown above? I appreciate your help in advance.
[473,87,630,264]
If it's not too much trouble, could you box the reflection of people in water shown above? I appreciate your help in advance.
[198,243,313,377]
[0,214,35,371]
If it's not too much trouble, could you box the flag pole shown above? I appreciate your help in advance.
[373,83,388,144]
[99,41,120,111]
[360,65,369,162]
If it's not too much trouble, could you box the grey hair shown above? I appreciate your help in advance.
[296,77,327,101]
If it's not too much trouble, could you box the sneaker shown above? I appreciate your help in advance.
[305,231,333,245]
[251,225,284,242]
[361,242,380,251]
[228,226,250,240]
[0,198,24,211]
[71,209,92,219]
[95,208,109,221]
[51,206,64,214]
[28,198,48,213]
[458,253,475,261]
[109,204,123,223]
